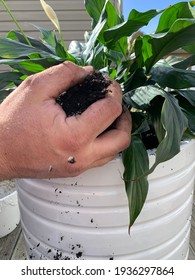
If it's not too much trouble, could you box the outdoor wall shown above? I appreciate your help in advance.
[0,0,118,72]
[0,0,92,45]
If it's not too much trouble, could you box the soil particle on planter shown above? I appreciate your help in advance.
[53,250,62,260]
[76,200,81,207]
[76,251,83,258]
[56,71,112,116]
[29,254,35,259]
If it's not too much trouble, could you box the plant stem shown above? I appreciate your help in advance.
[59,27,66,51]
[1,0,32,46]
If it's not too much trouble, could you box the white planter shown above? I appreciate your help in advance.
[0,180,20,238]
[16,140,195,260]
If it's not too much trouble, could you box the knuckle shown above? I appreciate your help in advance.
[122,133,131,150]
[23,73,39,89]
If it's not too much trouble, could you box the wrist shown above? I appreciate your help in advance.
[0,120,14,180]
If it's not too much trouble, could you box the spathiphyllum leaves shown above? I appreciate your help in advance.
[156,1,195,33]
[136,19,195,73]
[149,93,188,174]
[104,9,162,45]
[122,135,149,229]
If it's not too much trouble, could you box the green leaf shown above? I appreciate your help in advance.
[55,40,77,62]
[123,85,164,109]
[32,24,57,47]
[0,36,58,59]
[87,43,105,69]
[172,54,195,69]
[68,40,85,64]
[0,88,14,102]
[150,66,195,89]
[85,0,127,55]
[85,0,106,28]
[149,93,188,174]
[156,2,195,33]
[0,71,22,90]
[83,14,107,63]
[123,68,147,92]
[0,57,62,76]
[149,96,166,143]
[176,89,195,106]
[177,95,195,132]
[7,30,55,54]
[122,135,149,228]
[104,9,162,44]
[136,19,195,73]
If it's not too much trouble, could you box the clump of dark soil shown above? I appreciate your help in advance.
[56,71,112,116]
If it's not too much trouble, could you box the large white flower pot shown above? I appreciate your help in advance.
[0,180,20,238]
[16,140,195,260]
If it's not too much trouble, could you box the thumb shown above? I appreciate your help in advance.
[26,62,94,99]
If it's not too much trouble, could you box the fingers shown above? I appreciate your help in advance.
[73,80,123,138]
[92,109,131,161]
[22,62,94,99]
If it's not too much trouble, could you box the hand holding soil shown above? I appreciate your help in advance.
[0,62,131,180]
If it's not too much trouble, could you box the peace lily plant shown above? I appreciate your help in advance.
[0,0,195,229]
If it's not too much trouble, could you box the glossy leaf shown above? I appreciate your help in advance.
[7,30,55,54]
[156,1,195,33]
[85,0,106,28]
[176,89,195,106]
[136,19,195,73]
[123,85,164,108]
[32,25,56,47]
[122,135,149,228]
[177,95,195,132]
[83,15,107,63]
[85,0,127,54]
[149,93,188,174]
[172,54,195,69]
[0,72,22,90]
[0,88,15,102]
[0,36,58,59]
[104,9,162,45]
[150,66,195,88]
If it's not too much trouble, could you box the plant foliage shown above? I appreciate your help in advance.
[0,0,195,227]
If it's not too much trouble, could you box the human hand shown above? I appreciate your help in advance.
[0,62,131,179]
